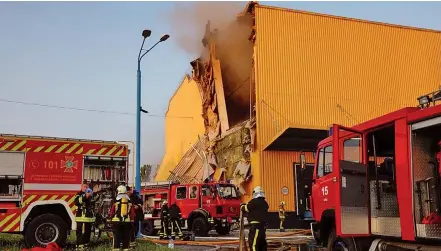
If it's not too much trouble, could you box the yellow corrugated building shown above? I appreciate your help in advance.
[156,75,206,181]
[157,2,441,219]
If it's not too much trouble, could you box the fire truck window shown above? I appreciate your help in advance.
[343,137,362,163]
[176,187,187,200]
[190,186,198,199]
[202,186,212,197]
[317,146,333,178]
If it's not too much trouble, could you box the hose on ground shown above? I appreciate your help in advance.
[140,229,311,246]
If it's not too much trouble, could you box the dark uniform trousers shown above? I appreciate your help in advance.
[129,194,143,248]
[110,196,135,251]
[74,191,95,250]
[241,197,270,251]
[249,223,267,251]
[169,204,183,239]
[112,223,132,251]
[159,205,169,239]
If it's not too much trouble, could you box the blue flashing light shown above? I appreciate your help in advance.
[328,127,333,136]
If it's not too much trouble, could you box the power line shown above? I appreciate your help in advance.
[0,98,193,119]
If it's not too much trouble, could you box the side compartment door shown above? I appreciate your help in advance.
[333,124,370,236]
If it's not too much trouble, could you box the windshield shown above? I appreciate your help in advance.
[217,184,239,199]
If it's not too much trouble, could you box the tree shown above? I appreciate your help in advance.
[141,164,152,182]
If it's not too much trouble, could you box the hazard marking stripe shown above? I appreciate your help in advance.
[86,149,96,155]
[34,146,45,152]
[75,147,84,154]
[45,145,58,153]
[0,214,16,228]
[61,195,69,201]
[4,216,20,232]
[11,140,26,151]
[66,143,80,153]
[23,195,37,205]
[96,147,107,155]
[56,143,70,153]
[14,225,20,232]
[0,141,14,150]
[105,146,118,156]
[39,195,48,201]
[23,147,31,152]
[48,195,58,200]
[67,196,76,206]
[115,148,124,156]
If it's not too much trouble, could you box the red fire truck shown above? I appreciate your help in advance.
[140,181,241,237]
[0,134,129,247]
[306,90,441,251]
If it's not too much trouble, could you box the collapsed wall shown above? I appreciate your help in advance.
[177,9,257,193]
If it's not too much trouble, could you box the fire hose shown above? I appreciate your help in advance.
[140,229,311,246]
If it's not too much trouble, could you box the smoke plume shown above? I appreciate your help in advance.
[163,1,247,56]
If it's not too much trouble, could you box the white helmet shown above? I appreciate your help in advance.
[252,186,263,194]
[117,185,127,194]
[280,201,286,206]
[252,186,265,199]
[162,200,168,205]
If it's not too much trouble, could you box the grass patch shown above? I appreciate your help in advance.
[0,233,173,251]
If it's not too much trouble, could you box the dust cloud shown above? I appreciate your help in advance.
[163,1,247,56]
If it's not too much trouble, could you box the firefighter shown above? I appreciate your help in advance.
[126,186,143,248]
[74,184,95,250]
[279,201,286,232]
[169,202,183,240]
[159,200,170,240]
[109,185,135,251]
[241,186,269,251]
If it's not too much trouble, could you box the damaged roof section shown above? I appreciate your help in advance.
[168,138,214,184]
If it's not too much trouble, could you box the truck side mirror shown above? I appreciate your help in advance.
[300,153,306,169]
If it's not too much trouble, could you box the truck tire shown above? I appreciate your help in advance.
[141,220,155,236]
[327,228,357,251]
[24,214,68,247]
[215,225,231,235]
[191,217,209,237]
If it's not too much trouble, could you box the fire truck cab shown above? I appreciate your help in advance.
[141,181,241,237]
[307,90,441,251]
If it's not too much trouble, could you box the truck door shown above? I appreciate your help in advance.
[311,144,336,222]
[332,124,370,236]
[294,163,314,218]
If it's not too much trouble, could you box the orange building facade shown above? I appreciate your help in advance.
[156,2,441,217]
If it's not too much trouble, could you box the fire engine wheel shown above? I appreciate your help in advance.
[191,217,209,237]
[24,214,68,247]
[141,220,155,236]
[327,228,357,251]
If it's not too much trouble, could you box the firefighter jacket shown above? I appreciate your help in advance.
[109,194,135,223]
[129,192,144,221]
[241,197,269,224]
[169,203,182,220]
[74,191,95,223]
[279,206,286,219]
[160,204,169,221]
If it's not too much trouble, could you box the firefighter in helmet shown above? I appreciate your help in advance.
[279,201,286,232]
[169,202,183,240]
[159,200,169,240]
[109,185,135,251]
[241,186,269,251]
[74,184,95,250]
[126,186,143,248]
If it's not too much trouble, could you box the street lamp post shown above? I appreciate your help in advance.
[135,31,170,194]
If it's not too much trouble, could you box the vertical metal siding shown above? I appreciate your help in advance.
[254,5,441,212]
[255,6,441,147]
[261,151,315,211]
